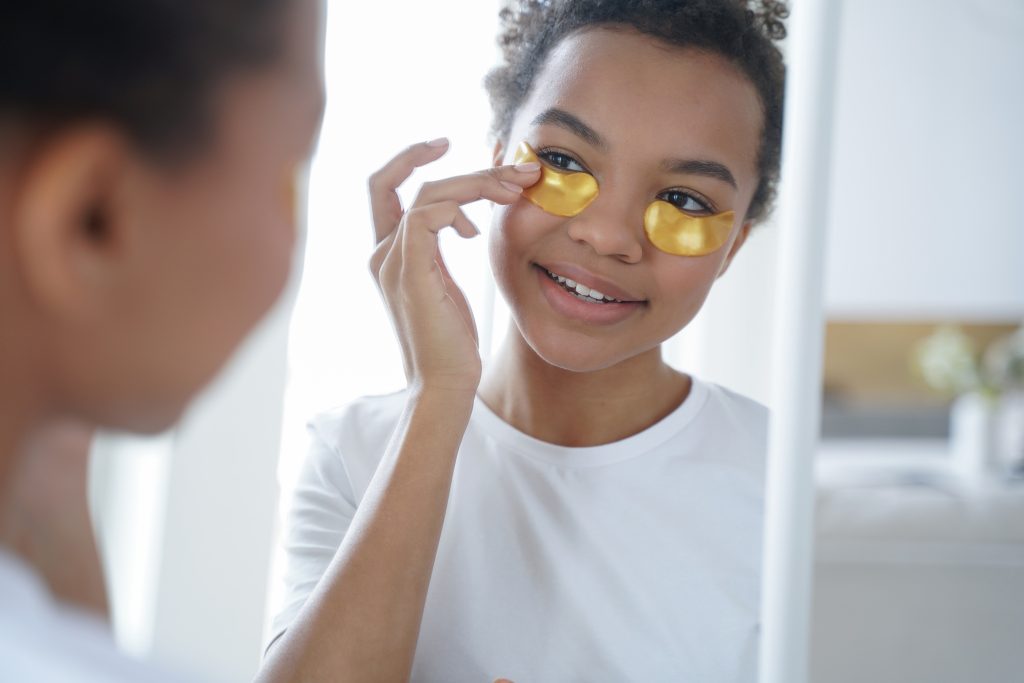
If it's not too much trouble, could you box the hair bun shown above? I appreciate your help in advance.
[747,0,789,41]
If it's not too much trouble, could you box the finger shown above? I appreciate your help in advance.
[406,200,478,239]
[451,211,479,239]
[412,163,541,209]
[400,201,477,276]
[375,203,474,295]
[367,138,450,243]
[435,245,480,345]
[368,231,398,285]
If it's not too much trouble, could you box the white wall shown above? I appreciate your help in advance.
[824,0,1024,320]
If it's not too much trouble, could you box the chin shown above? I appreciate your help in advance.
[88,396,187,436]
[129,409,186,435]
[123,356,227,435]
[515,320,641,374]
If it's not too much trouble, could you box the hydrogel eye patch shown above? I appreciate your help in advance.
[512,141,734,256]
[643,200,735,257]
[513,142,598,217]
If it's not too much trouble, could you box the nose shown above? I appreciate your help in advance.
[565,194,645,264]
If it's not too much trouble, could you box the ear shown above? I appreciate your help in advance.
[716,220,753,279]
[11,127,134,321]
[491,139,506,168]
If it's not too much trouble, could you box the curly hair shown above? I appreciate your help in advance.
[485,0,788,223]
[0,0,291,161]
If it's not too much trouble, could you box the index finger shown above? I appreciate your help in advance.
[367,138,450,244]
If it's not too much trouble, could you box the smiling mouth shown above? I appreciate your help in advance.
[540,266,627,304]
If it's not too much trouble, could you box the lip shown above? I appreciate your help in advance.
[534,265,645,326]
[535,261,645,302]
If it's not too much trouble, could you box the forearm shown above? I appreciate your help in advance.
[256,385,474,683]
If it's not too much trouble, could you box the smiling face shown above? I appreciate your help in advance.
[490,27,764,373]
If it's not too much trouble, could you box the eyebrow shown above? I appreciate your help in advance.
[530,108,608,150]
[662,158,737,189]
[531,106,738,189]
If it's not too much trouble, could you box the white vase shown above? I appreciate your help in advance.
[949,391,999,489]
[994,390,1024,476]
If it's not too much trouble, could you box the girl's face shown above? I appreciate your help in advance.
[490,28,763,373]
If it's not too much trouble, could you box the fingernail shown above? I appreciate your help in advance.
[500,180,523,193]
[514,161,541,172]
[426,137,449,147]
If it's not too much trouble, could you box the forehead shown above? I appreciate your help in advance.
[515,27,763,177]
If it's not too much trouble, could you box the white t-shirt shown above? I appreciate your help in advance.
[270,376,767,682]
[0,547,192,683]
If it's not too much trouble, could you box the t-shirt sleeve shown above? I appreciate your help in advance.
[265,417,359,651]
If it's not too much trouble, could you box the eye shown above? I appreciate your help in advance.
[537,148,588,173]
[657,189,713,215]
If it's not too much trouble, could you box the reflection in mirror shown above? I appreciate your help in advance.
[814,320,1024,683]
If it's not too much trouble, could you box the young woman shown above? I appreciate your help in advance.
[266,0,788,681]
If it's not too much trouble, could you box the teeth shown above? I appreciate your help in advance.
[544,267,622,303]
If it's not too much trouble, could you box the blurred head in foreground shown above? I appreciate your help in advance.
[0,0,325,437]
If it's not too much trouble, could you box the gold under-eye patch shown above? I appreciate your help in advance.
[512,141,734,256]
[643,200,735,257]
[512,141,598,217]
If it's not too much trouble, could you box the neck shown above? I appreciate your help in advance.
[0,371,42,498]
[0,359,110,618]
[479,327,691,446]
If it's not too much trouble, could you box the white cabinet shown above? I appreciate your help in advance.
[811,477,1024,683]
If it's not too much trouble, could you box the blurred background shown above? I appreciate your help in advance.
[87,0,1023,681]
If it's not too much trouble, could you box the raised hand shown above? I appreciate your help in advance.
[256,140,539,683]
[367,138,540,394]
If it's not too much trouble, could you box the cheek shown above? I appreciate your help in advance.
[231,191,295,292]
[488,201,558,280]
[154,168,293,362]
[488,203,525,299]
[650,254,722,327]
[204,165,295,312]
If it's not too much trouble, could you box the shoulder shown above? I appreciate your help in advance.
[305,389,410,501]
[309,389,409,453]
[0,571,193,683]
[690,378,769,474]
[701,381,769,437]
[1,638,191,683]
